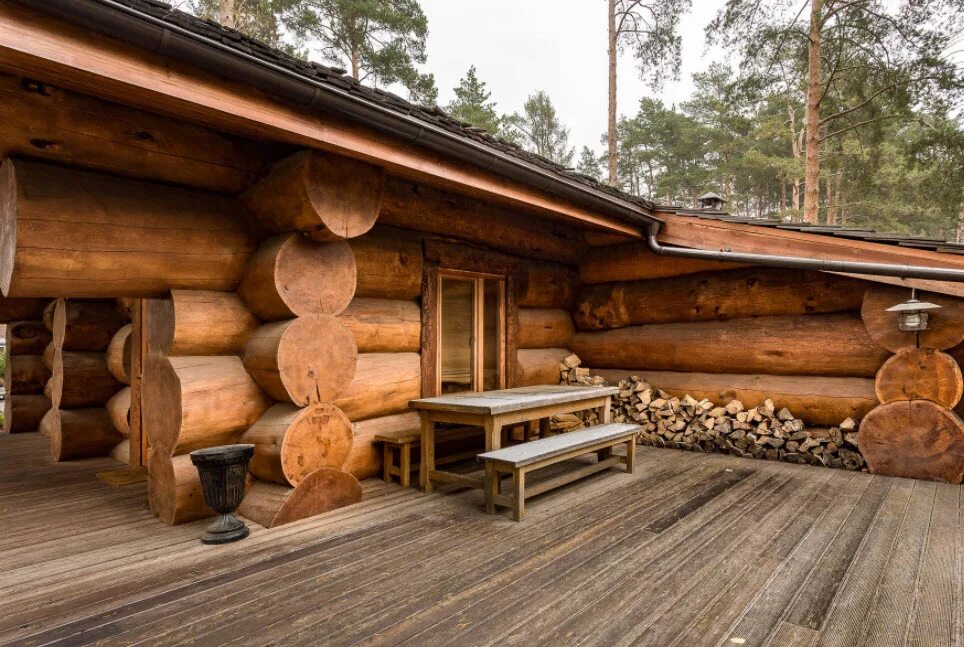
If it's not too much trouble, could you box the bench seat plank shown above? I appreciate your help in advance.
[478,423,640,468]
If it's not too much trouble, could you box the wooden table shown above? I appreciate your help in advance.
[410,385,618,492]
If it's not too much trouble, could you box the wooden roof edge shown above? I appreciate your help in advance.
[0,2,648,238]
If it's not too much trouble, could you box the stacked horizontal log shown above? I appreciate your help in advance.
[0,157,257,298]
[44,299,127,461]
[144,291,269,525]
[2,298,52,433]
[857,285,964,484]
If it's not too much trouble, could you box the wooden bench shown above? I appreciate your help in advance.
[375,427,481,487]
[478,422,640,521]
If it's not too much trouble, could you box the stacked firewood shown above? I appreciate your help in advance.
[559,356,866,471]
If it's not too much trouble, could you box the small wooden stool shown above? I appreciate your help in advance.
[374,429,421,487]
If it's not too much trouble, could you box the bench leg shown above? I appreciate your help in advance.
[399,443,412,488]
[484,462,498,515]
[382,445,393,483]
[511,469,526,522]
[626,438,636,474]
[539,417,551,438]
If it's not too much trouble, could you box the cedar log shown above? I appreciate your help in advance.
[518,263,578,309]
[50,408,123,461]
[242,403,353,486]
[143,355,270,456]
[0,72,269,193]
[379,177,584,264]
[875,348,963,408]
[7,353,48,394]
[571,314,890,378]
[580,243,750,284]
[149,452,216,525]
[38,407,57,437]
[593,369,878,426]
[6,320,50,354]
[348,232,424,301]
[333,353,421,421]
[106,386,131,437]
[242,150,384,241]
[52,299,128,351]
[3,394,50,433]
[146,291,259,357]
[861,285,964,352]
[243,316,357,406]
[858,400,964,484]
[238,234,356,321]
[516,348,572,386]
[338,298,421,353]
[0,296,47,323]
[238,467,362,528]
[110,439,130,463]
[45,350,121,409]
[573,268,868,330]
[343,411,420,480]
[0,158,256,297]
[107,324,132,385]
[517,309,575,349]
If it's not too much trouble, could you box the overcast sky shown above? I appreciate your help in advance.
[419,0,727,157]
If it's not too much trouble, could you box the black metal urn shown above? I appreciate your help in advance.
[190,444,255,545]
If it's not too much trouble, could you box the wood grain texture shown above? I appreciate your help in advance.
[106,324,132,385]
[0,297,48,324]
[243,316,357,406]
[44,351,120,409]
[861,285,964,352]
[148,451,215,526]
[51,298,128,351]
[333,352,421,421]
[338,298,421,353]
[3,393,49,433]
[49,408,123,462]
[573,268,867,330]
[241,150,383,242]
[515,348,571,386]
[146,291,259,357]
[858,400,964,484]
[241,403,353,487]
[580,242,751,284]
[572,314,890,378]
[517,308,575,349]
[238,467,362,528]
[238,234,356,321]
[106,387,131,437]
[6,320,51,355]
[343,411,420,480]
[875,348,963,408]
[0,158,256,297]
[349,232,424,301]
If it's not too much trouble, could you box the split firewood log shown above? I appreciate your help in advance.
[242,403,354,486]
[238,467,362,528]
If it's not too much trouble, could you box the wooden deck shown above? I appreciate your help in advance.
[0,432,961,647]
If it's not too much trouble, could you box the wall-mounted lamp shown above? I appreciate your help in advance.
[885,289,942,332]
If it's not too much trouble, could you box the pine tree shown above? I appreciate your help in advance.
[445,66,502,134]
[576,147,602,180]
[505,91,575,167]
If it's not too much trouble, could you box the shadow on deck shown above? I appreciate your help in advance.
[0,432,961,647]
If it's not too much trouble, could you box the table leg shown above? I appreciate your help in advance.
[539,417,551,438]
[600,397,612,423]
[485,417,503,452]
[626,437,636,474]
[419,413,435,493]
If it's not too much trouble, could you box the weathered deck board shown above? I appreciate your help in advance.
[0,433,961,647]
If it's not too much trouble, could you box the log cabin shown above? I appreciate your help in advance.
[0,0,963,532]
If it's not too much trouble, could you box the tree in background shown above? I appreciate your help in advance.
[188,0,313,50]
[505,91,576,167]
[711,0,964,223]
[304,0,437,105]
[576,147,603,180]
[446,66,503,134]
[607,0,691,186]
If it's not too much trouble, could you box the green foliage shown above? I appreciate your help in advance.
[187,0,314,53]
[446,66,503,135]
[576,147,602,180]
[303,0,437,105]
[614,0,691,89]
[505,91,575,167]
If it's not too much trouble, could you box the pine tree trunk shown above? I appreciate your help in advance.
[803,0,822,224]
[607,0,618,187]
[957,201,964,243]
[780,175,787,212]
[218,0,235,28]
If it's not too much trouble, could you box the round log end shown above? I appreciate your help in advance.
[862,285,964,352]
[273,467,362,527]
[858,400,964,484]
[107,324,133,384]
[875,348,963,408]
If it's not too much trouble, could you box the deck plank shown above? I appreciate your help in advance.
[0,433,960,647]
